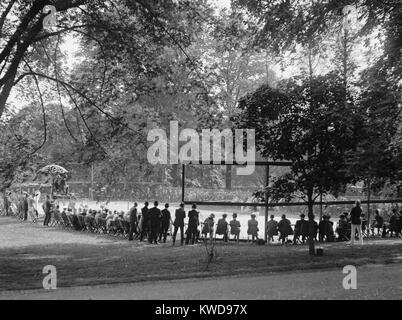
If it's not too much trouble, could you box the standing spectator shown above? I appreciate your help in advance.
[247,214,259,242]
[139,202,149,242]
[388,209,399,237]
[33,188,41,218]
[266,214,278,243]
[27,193,36,223]
[23,192,29,221]
[172,202,186,246]
[128,202,138,241]
[229,213,241,242]
[148,201,161,244]
[216,214,229,242]
[159,203,171,243]
[278,214,293,244]
[43,195,52,226]
[186,204,199,245]
[350,200,363,245]
[2,191,10,216]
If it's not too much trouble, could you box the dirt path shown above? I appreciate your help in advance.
[1,263,401,300]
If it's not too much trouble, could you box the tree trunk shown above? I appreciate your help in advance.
[307,191,316,255]
[225,165,232,190]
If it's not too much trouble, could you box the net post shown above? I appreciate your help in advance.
[264,164,269,243]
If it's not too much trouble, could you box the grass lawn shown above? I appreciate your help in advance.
[0,217,401,291]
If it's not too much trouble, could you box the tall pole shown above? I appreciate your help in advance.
[264,164,269,243]
[319,193,323,221]
[367,177,371,236]
[181,164,185,203]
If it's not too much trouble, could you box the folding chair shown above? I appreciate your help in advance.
[61,213,71,228]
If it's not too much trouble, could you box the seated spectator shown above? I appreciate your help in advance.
[266,214,278,243]
[202,214,215,242]
[216,214,229,242]
[319,215,335,242]
[343,211,350,223]
[372,209,383,235]
[123,210,130,222]
[247,214,259,242]
[293,213,308,244]
[94,210,102,224]
[361,213,368,234]
[229,213,241,242]
[84,210,95,230]
[336,214,350,241]
[68,208,81,231]
[278,214,293,244]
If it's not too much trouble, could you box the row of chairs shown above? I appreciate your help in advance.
[49,211,132,238]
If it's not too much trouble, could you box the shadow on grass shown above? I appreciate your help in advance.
[1,238,402,291]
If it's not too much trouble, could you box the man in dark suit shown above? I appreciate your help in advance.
[159,203,171,243]
[139,202,149,242]
[148,201,161,244]
[43,195,52,226]
[186,204,199,245]
[172,202,185,246]
[350,200,363,245]
[128,202,138,241]
[23,193,29,221]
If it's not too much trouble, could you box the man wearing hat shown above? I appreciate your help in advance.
[186,204,199,245]
[148,201,161,244]
[172,202,186,245]
[128,202,138,241]
[139,201,149,242]
[159,203,171,243]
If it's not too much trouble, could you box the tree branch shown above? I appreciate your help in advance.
[22,58,47,155]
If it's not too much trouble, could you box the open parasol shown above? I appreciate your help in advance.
[38,164,68,176]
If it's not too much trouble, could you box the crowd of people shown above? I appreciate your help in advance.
[2,193,402,245]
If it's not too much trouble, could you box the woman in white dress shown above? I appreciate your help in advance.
[27,194,37,223]
[33,189,41,218]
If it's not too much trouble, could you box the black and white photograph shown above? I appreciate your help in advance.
[0,0,401,305]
